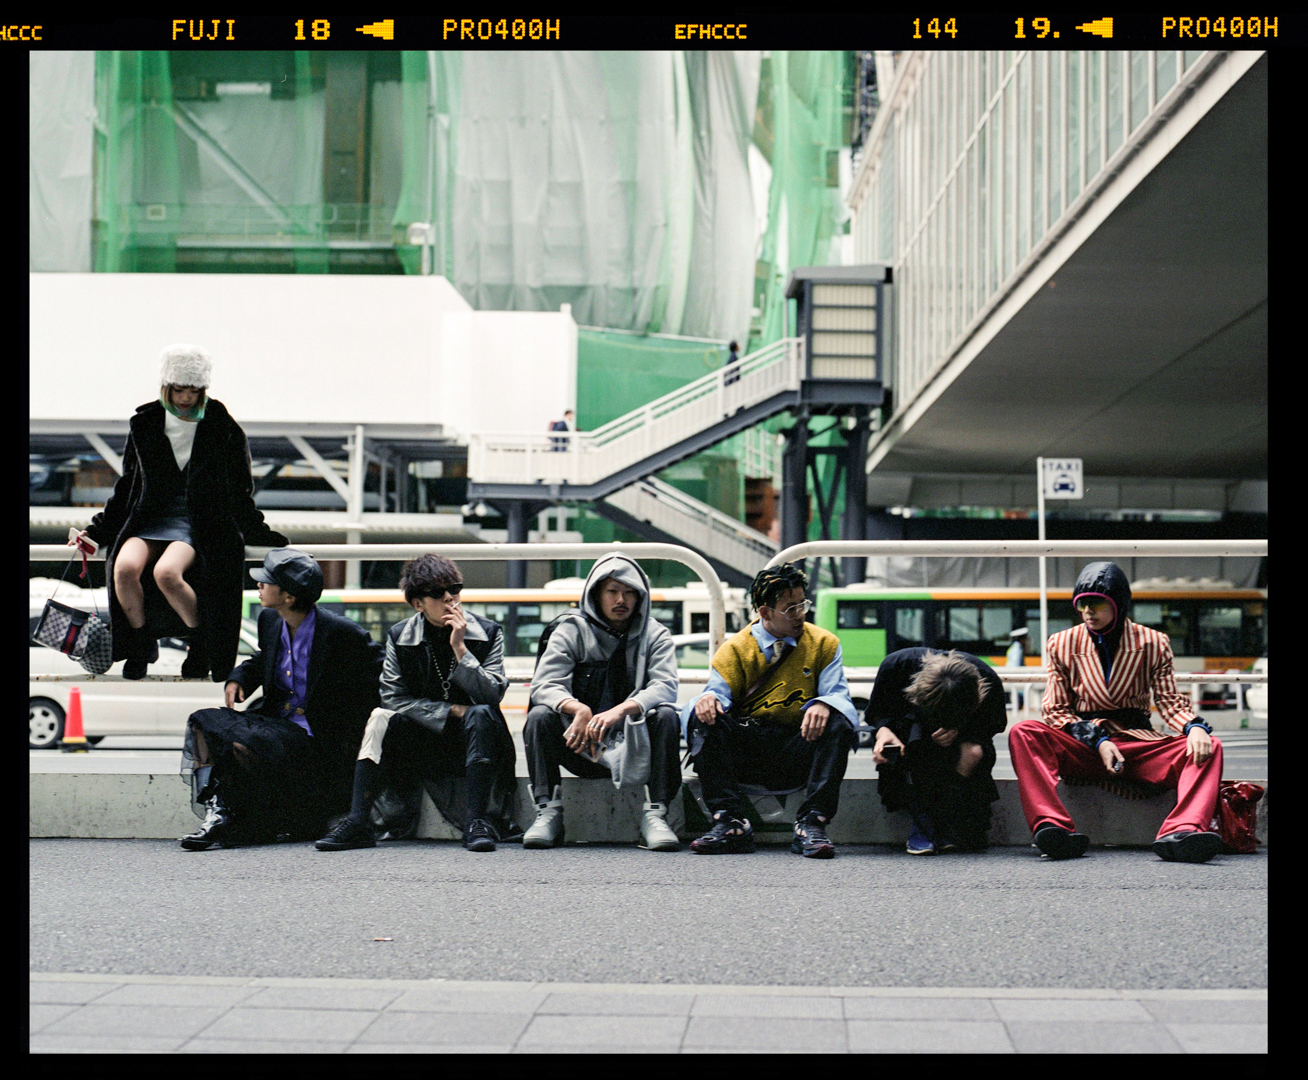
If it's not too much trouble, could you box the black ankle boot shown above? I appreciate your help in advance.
[122,626,159,680]
[180,630,207,679]
[180,791,232,850]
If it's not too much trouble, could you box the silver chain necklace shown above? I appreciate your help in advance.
[426,639,456,699]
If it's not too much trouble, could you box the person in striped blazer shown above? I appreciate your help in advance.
[1008,561,1224,863]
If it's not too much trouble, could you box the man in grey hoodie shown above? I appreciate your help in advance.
[523,552,683,851]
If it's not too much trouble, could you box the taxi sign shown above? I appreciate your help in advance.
[1041,457,1084,499]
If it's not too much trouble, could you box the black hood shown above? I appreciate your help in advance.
[1072,561,1132,635]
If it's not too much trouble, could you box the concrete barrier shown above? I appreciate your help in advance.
[29,766,1268,850]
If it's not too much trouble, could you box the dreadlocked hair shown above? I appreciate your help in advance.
[750,563,809,612]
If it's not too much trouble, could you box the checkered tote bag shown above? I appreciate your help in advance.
[31,548,114,675]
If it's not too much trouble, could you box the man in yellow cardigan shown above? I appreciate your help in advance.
[681,563,858,858]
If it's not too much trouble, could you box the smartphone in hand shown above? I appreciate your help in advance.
[68,527,98,555]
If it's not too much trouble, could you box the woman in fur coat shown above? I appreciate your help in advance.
[71,344,288,681]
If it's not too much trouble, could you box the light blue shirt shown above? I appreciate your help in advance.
[680,622,858,735]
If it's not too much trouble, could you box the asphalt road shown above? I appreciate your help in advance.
[30,838,1267,991]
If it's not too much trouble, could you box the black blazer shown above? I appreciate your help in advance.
[227,606,383,810]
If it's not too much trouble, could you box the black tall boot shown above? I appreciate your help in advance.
[180,780,232,850]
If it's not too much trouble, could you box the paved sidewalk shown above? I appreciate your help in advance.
[30,973,1266,1053]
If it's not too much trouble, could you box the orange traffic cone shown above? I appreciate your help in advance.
[61,686,89,753]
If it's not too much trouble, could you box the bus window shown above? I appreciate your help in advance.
[510,601,583,656]
[1132,602,1190,652]
[1243,602,1266,657]
[647,601,683,636]
[837,601,882,629]
[689,611,710,634]
[337,602,412,642]
[1197,606,1243,657]
[936,602,1016,654]
[1026,607,1073,643]
[892,605,927,649]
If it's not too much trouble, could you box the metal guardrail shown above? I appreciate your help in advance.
[32,538,1268,681]
[32,542,729,653]
[768,539,1269,564]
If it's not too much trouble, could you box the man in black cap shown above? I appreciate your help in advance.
[179,548,383,849]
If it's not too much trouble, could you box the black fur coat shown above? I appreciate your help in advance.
[84,399,288,681]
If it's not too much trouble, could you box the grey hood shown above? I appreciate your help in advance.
[529,552,678,715]
[581,552,652,632]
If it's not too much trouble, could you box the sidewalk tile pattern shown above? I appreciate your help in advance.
[29,974,1267,1054]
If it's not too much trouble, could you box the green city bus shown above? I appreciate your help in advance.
[813,585,1267,673]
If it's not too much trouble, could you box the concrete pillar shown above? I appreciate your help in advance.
[780,418,809,557]
[505,501,528,589]
[841,414,871,586]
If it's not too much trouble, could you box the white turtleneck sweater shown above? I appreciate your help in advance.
[164,410,198,471]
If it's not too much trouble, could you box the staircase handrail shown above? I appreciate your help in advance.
[468,338,803,487]
[628,477,778,552]
[585,337,799,446]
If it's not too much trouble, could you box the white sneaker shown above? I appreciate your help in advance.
[639,801,680,851]
[523,787,564,849]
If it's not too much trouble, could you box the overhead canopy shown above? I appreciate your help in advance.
[868,54,1267,483]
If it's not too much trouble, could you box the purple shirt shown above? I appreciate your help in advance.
[275,608,316,735]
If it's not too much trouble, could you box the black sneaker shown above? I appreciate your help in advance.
[690,814,755,854]
[1034,825,1090,860]
[463,818,497,852]
[314,816,376,851]
[792,814,836,859]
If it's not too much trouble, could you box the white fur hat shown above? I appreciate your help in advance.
[159,343,212,389]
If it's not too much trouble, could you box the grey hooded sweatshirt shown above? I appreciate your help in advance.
[529,552,679,716]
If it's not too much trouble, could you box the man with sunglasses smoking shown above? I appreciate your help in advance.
[1008,561,1225,863]
[682,562,858,858]
[315,554,517,853]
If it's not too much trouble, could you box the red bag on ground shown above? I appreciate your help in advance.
[1209,780,1264,854]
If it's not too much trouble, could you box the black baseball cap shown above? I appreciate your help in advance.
[249,548,323,604]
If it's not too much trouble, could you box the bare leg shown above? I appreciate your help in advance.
[113,537,158,629]
[153,541,199,628]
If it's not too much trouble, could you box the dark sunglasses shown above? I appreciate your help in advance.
[426,584,464,600]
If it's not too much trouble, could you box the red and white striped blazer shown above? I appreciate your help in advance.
[1041,620,1198,738]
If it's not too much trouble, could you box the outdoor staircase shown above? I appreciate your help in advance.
[596,477,778,587]
[467,337,806,502]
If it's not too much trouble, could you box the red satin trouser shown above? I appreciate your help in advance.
[1008,719,1224,840]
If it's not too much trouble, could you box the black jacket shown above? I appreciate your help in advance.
[84,398,289,680]
[227,606,383,813]
[864,647,1007,814]
[865,648,1007,746]
[372,611,518,842]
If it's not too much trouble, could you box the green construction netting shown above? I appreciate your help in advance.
[61,49,854,534]
[92,51,327,273]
